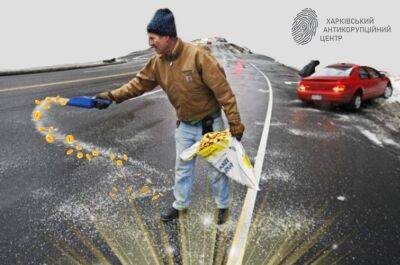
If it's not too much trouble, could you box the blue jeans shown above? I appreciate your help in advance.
[173,115,230,210]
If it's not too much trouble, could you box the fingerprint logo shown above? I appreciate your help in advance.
[292,8,318,45]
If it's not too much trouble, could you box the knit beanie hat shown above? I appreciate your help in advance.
[147,8,177,37]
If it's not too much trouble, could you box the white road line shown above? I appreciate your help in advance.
[226,63,273,265]
[284,81,299,85]
[0,72,135,93]
[257,88,269,93]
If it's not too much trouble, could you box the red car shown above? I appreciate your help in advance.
[297,63,393,110]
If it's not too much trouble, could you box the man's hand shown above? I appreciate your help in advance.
[94,92,114,109]
[233,133,243,141]
[229,122,245,141]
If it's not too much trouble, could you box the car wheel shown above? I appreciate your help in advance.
[348,91,362,111]
[383,84,393,99]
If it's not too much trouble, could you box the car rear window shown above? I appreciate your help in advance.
[312,66,353,77]
[366,67,380,78]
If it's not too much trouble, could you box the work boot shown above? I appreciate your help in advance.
[217,208,230,225]
[161,207,186,222]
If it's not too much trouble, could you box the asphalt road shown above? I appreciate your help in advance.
[0,43,399,265]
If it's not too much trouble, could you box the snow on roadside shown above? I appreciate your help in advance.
[387,74,400,103]
[356,127,384,147]
[356,126,400,149]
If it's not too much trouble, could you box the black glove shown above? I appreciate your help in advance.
[93,92,113,109]
[235,133,243,141]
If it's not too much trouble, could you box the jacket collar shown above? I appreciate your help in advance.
[160,38,183,61]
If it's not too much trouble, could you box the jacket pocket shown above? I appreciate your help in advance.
[180,69,206,95]
[181,69,195,84]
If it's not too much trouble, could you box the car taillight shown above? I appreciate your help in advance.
[298,85,307,91]
[332,85,346,92]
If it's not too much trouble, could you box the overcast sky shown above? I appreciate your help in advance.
[1,0,398,74]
